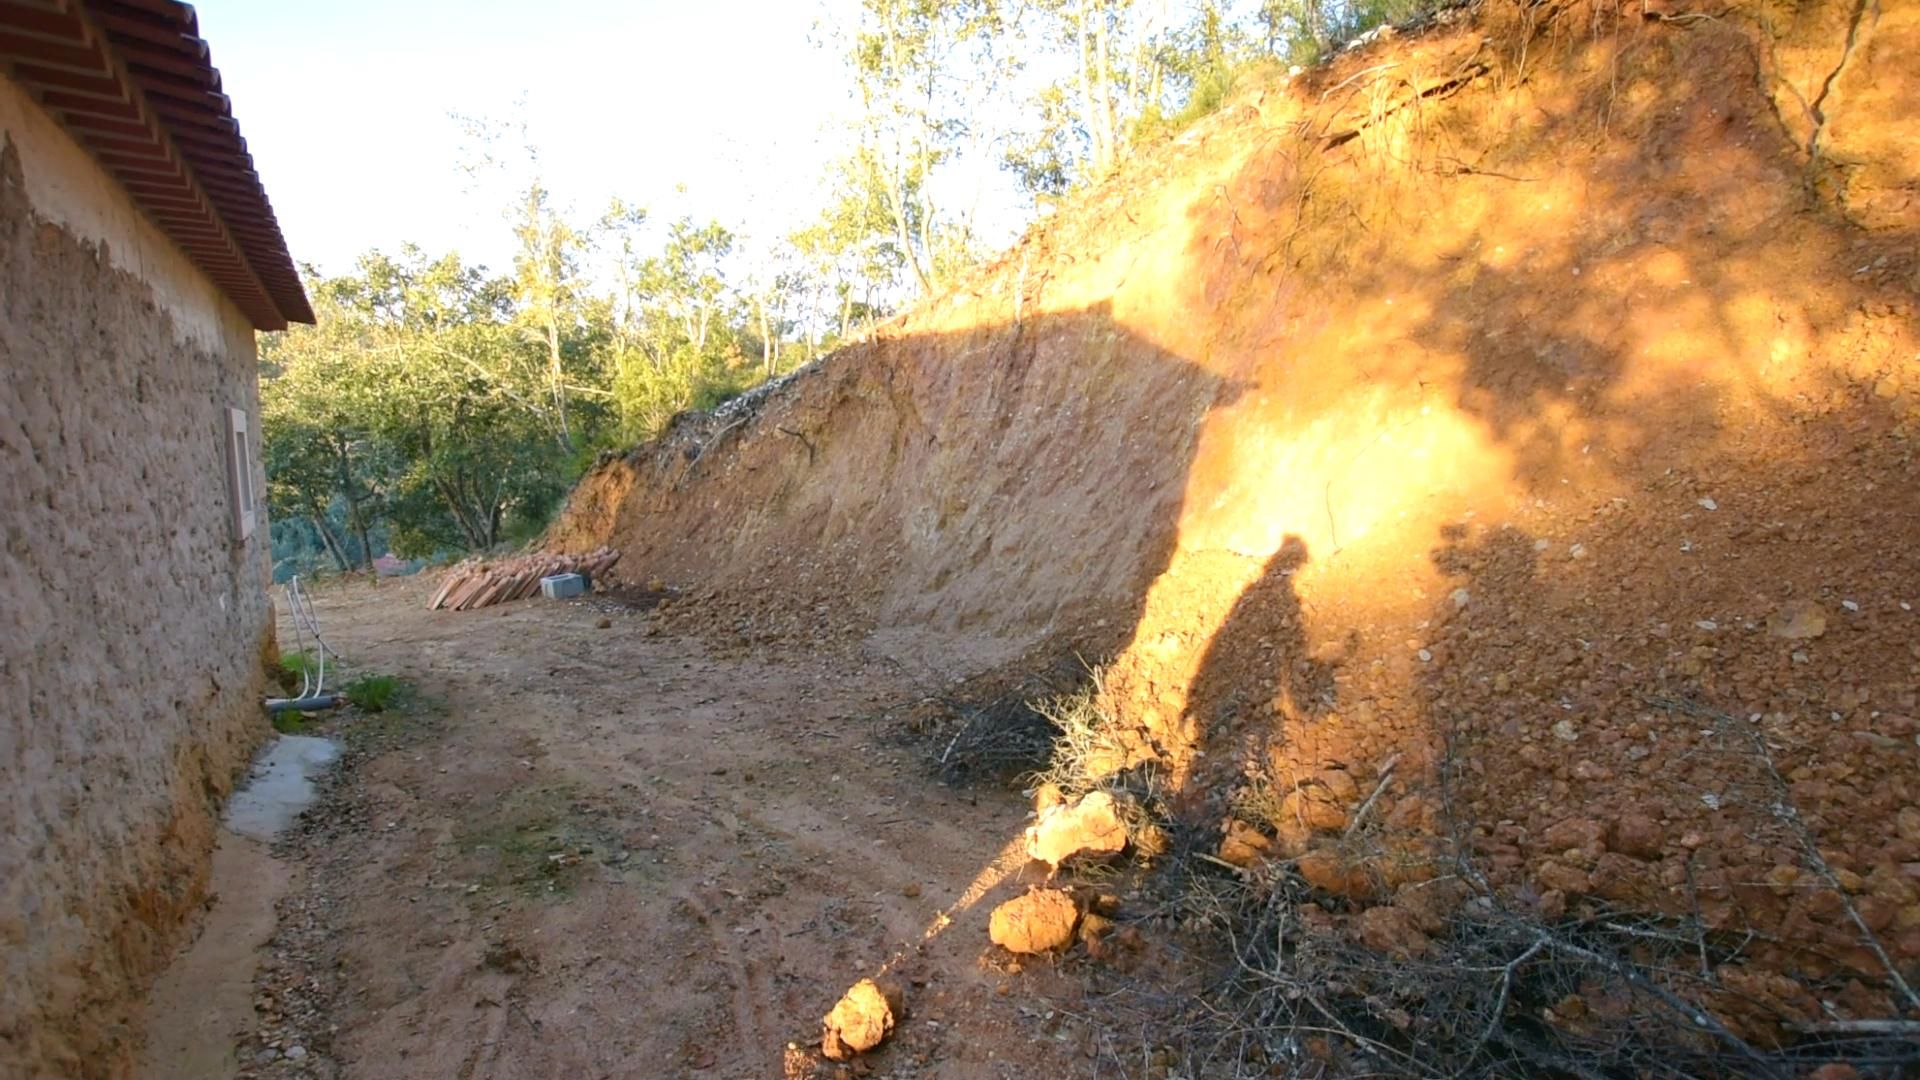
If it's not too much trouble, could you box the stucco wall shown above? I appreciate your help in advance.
[0,73,273,1080]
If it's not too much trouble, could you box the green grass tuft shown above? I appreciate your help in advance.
[343,673,404,712]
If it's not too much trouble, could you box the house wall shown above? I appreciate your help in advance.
[0,74,273,1080]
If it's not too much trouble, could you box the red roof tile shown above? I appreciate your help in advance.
[0,0,312,328]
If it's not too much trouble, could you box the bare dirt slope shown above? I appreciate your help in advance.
[544,0,1920,1047]
[218,579,1103,1080]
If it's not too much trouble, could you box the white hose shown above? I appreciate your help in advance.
[283,575,333,698]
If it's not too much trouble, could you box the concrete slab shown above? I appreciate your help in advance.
[223,734,339,842]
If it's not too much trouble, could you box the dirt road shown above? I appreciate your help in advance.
[173,578,1099,1079]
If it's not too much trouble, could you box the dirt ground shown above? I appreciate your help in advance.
[163,577,1113,1080]
[137,4,1920,1075]
[543,0,1920,1051]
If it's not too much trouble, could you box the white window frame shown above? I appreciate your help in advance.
[226,406,257,542]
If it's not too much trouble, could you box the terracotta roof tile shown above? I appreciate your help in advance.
[0,0,312,328]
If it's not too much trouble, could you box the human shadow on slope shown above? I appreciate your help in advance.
[1156,5,1920,1073]
[1167,536,1344,823]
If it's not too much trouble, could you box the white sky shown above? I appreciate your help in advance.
[191,0,888,280]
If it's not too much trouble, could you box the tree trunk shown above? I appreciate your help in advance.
[331,435,375,573]
[309,512,352,573]
[756,293,773,378]
[347,498,374,575]
[1094,1,1116,169]
[547,318,573,452]
[432,475,486,551]
[878,7,934,295]
[1075,0,1105,173]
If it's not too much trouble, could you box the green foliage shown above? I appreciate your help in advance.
[1002,0,1448,199]
[263,248,577,561]
[262,210,795,568]
[280,649,318,680]
[268,649,313,696]
[343,674,404,713]
[1255,0,1444,65]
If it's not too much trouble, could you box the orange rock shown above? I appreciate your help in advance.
[1217,819,1273,868]
[1354,905,1431,958]
[1535,860,1591,896]
[1280,788,1348,833]
[1031,781,1066,813]
[1296,849,1379,900]
[989,888,1080,954]
[1540,817,1606,854]
[821,978,900,1060]
[1607,813,1665,860]
[1025,791,1128,871]
[1768,601,1828,640]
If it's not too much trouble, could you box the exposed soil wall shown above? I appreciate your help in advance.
[550,0,1919,1036]
[0,89,274,1078]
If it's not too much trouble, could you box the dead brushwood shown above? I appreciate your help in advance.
[1094,712,1920,1079]
[918,658,1093,785]
[1645,696,1920,1017]
[1034,685,1920,1078]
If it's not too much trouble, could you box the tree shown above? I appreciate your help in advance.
[998,0,1183,198]
[826,0,1017,299]
[259,271,393,572]
[594,210,771,443]
[262,250,576,560]
[510,181,593,451]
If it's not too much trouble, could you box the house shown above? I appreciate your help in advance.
[0,2,310,1076]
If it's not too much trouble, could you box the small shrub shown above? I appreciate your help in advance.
[1026,669,1175,861]
[343,674,402,713]
[1029,669,1135,797]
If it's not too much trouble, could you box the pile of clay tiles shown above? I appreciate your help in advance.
[427,548,620,611]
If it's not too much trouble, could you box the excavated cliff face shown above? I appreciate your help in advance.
[552,0,1919,1034]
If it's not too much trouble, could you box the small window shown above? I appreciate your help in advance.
[227,406,257,541]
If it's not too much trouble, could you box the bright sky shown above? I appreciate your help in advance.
[192,0,865,279]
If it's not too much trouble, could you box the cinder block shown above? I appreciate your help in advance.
[540,573,586,600]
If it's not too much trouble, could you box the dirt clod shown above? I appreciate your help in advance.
[989,888,1080,954]
[1024,790,1127,871]
[1353,905,1430,959]
[1218,818,1272,867]
[1768,601,1829,640]
[821,978,900,1061]
[1608,813,1665,860]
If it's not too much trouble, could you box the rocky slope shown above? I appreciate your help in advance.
[549,0,1920,1044]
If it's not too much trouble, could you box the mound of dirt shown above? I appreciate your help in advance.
[550,0,1920,1041]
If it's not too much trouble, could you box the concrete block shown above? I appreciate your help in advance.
[540,573,586,600]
